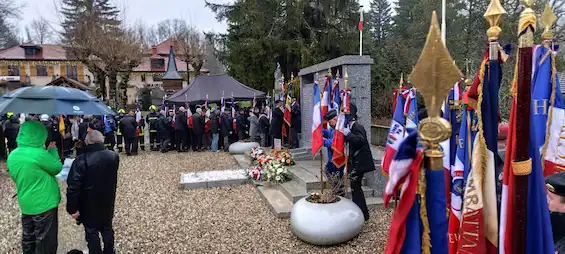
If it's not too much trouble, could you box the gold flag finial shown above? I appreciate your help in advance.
[344,70,349,89]
[399,73,404,88]
[327,68,332,77]
[541,2,557,41]
[410,11,461,165]
[484,0,506,41]
[518,0,536,48]
[336,69,341,79]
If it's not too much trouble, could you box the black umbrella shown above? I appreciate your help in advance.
[0,86,115,116]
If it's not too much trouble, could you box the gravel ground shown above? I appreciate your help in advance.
[0,151,391,253]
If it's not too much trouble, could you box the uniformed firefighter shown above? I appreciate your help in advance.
[116,109,126,152]
[147,105,160,151]
[137,114,146,151]
[103,108,117,150]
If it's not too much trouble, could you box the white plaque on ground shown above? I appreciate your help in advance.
[180,169,248,189]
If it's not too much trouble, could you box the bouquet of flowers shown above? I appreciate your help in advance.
[257,154,273,166]
[247,166,263,181]
[249,147,265,161]
[272,150,295,166]
[261,161,292,183]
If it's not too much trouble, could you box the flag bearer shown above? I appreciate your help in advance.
[137,114,146,151]
[103,113,117,151]
[545,173,565,253]
[147,105,160,151]
[116,109,126,152]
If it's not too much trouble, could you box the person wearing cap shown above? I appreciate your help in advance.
[546,172,565,252]
[192,107,205,151]
[102,114,117,151]
[147,105,160,151]
[115,109,126,153]
[323,109,345,196]
[119,110,138,156]
[343,103,375,221]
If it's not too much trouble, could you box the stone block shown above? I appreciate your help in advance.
[180,169,248,189]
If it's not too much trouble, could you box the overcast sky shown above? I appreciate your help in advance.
[14,0,372,39]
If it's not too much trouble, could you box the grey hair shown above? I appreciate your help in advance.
[85,130,105,144]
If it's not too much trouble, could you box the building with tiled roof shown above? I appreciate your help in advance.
[0,38,208,104]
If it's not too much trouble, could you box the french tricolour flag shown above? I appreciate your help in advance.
[382,91,406,176]
[331,89,349,168]
[311,81,323,158]
[440,82,460,219]
[321,76,331,122]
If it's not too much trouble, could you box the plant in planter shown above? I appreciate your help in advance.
[290,171,365,246]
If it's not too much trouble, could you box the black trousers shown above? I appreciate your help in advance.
[84,222,115,254]
[116,134,123,152]
[104,132,115,150]
[160,137,171,152]
[192,133,202,151]
[149,131,159,149]
[350,171,370,220]
[138,134,145,150]
[21,207,58,254]
[290,128,299,148]
[175,130,187,151]
[124,136,138,155]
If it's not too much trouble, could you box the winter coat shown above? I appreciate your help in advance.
[78,120,90,140]
[236,114,246,136]
[209,112,220,134]
[4,117,20,149]
[248,114,259,137]
[258,114,269,135]
[345,121,375,177]
[89,118,105,134]
[7,121,63,215]
[220,113,233,137]
[174,112,189,131]
[270,108,284,139]
[118,115,138,139]
[157,115,172,139]
[323,128,343,173]
[71,119,80,141]
[192,112,205,135]
[67,143,119,226]
[291,102,301,133]
[41,120,55,147]
[147,112,160,131]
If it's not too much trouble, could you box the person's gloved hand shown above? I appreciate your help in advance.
[343,128,351,136]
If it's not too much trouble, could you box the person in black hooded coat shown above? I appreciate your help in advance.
[269,101,284,147]
[344,103,375,221]
[4,115,20,153]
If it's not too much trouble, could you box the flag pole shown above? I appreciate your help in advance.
[441,0,446,45]
[315,72,324,194]
[343,70,350,196]
[512,0,535,252]
[359,6,364,55]
[288,73,294,150]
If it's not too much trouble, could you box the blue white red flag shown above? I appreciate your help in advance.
[321,76,331,120]
[331,89,349,168]
[440,82,461,220]
[331,78,340,110]
[458,51,499,253]
[384,129,423,254]
[231,94,236,132]
[522,44,556,254]
[382,92,407,176]
[311,81,323,157]
[404,88,418,133]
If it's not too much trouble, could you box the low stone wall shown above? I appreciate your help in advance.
[371,125,389,147]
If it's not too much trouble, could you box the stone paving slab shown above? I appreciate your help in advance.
[180,169,249,189]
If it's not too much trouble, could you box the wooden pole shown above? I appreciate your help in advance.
[320,150,324,194]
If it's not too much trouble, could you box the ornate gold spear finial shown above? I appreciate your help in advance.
[336,69,341,79]
[518,0,536,48]
[484,0,506,41]
[327,68,332,77]
[410,11,461,166]
[541,1,557,41]
[399,73,404,88]
[344,70,349,89]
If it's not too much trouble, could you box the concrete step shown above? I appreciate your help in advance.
[366,197,385,209]
[298,163,368,187]
[287,166,325,190]
[256,185,293,219]
[233,154,251,168]
[278,178,376,204]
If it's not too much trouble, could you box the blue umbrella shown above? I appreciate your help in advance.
[0,86,115,116]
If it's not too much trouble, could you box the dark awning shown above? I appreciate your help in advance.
[165,74,266,104]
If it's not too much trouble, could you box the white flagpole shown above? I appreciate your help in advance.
[359,6,363,55]
[441,0,446,45]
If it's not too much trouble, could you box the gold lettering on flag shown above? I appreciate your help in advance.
[533,99,549,115]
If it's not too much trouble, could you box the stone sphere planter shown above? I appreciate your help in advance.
[290,196,365,246]
[229,141,259,154]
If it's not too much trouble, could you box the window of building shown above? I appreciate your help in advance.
[151,59,164,69]
[7,65,19,76]
[66,65,78,80]
[24,48,38,57]
[36,65,48,76]
[141,74,146,82]
[153,74,163,81]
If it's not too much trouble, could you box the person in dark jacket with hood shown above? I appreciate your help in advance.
[67,130,119,254]
[4,115,20,153]
[174,107,189,152]
[158,110,173,153]
[209,108,220,152]
[118,111,138,156]
[220,107,233,152]
[236,108,246,141]
[343,103,375,221]
[269,100,284,148]
[290,98,301,148]
[258,108,270,147]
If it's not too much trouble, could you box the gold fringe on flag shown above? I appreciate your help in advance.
[418,163,431,254]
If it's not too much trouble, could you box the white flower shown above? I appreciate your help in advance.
[277,168,283,174]
[275,176,281,181]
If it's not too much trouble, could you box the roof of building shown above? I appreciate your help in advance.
[0,44,70,60]
[147,38,188,56]
[45,76,93,91]
[163,46,183,80]
[133,56,193,72]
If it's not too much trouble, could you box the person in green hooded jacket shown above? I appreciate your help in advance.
[7,120,63,254]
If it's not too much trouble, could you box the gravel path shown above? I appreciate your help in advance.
[0,151,391,253]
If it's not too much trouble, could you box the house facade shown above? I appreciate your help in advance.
[0,38,207,105]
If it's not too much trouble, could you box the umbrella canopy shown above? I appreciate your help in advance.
[0,86,115,116]
[165,74,266,104]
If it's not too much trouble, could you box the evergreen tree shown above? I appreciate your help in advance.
[61,0,121,43]
[367,0,392,45]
